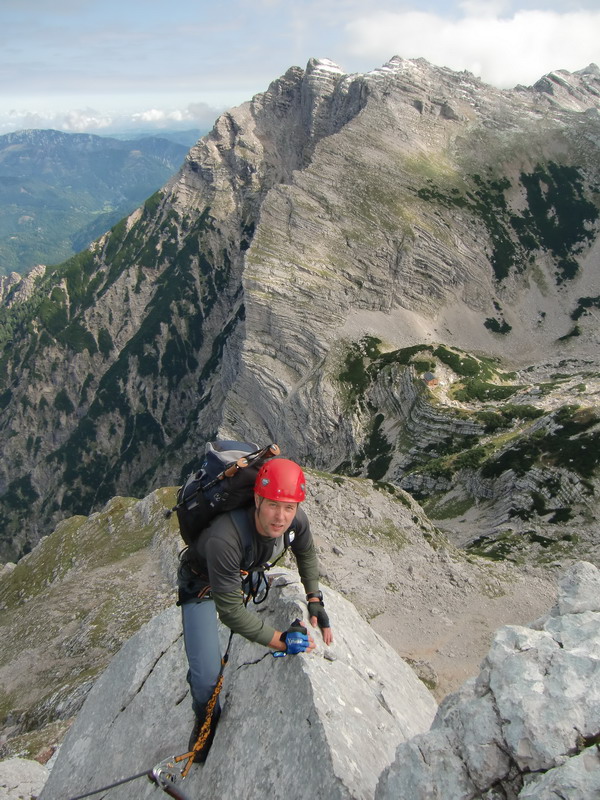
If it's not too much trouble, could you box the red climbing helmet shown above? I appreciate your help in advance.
[254,458,306,502]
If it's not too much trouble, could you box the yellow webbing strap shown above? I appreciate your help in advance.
[175,666,225,778]
[175,595,239,776]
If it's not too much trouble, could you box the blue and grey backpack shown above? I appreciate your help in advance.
[168,440,280,547]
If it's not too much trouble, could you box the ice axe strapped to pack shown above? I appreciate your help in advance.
[166,441,281,547]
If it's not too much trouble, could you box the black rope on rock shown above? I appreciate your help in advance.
[64,765,193,800]
[63,768,152,800]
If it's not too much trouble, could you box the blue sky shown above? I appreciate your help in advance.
[1,0,599,136]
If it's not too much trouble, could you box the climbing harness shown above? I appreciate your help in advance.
[241,567,270,604]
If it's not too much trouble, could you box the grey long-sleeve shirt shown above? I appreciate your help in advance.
[179,505,321,646]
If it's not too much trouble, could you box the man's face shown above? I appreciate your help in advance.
[254,495,298,538]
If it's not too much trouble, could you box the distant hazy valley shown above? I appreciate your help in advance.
[0,129,200,277]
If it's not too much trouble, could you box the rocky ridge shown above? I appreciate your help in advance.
[38,574,438,800]
[0,265,46,307]
[377,561,600,799]
[22,557,600,800]
[0,472,557,767]
[0,57,377,560]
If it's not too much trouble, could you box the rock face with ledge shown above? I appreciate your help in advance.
[39,569,437,800]
[376,561,600,799]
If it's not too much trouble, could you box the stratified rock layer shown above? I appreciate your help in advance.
[1,57,599,560]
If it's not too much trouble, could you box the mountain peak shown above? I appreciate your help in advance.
[306,56,344,75]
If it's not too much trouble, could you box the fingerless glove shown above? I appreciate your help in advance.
[308,600,330,629]
[279,619,309,654]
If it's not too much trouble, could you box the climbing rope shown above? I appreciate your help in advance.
[172,586,260,774]
[175,668,225,777]
[63,768,168,800]
[61,661,227,800]
[63,583,264,797]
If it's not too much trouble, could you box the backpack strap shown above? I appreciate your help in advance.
[230,508,268,605]
[230,509,298,605]
[230,508,256,571]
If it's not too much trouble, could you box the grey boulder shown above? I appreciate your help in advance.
[376,561,600,799]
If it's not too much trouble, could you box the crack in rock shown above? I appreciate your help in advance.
[235,652,273,670]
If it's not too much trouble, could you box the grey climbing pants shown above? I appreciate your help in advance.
[180,597,222,715]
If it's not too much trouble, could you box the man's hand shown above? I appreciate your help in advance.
[284,629,309,654]
[308,599,333,645]
[269,620,316,654]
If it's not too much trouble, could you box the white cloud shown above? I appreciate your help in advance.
[131,102,221,128]
[132,109,173,123]
[61,109,114,131]
[2,107,114,133]
[1,101,222,136]
[345,8,600,87]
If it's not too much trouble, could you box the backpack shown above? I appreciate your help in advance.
[168,440,280,548]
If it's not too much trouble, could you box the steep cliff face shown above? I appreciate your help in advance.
[221,59,600,561]
[0,57,599,560]
[0,59,369,559]
[226,58,600,463]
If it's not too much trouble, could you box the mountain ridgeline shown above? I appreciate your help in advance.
[0,57,599,563]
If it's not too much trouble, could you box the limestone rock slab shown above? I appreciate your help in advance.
[0,757,48,800]
[39,570,436,800]
[376,561,600,799]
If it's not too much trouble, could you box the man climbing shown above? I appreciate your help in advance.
[177,457,333,759]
